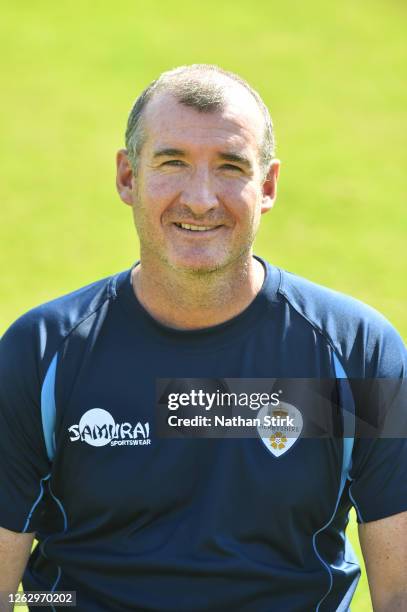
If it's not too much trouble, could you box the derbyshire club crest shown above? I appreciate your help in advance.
[257,402,303,458]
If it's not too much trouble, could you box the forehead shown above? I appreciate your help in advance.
[141,87,264,156]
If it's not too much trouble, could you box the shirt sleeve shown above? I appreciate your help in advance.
[348,320,407,523]
[0,315,51,533]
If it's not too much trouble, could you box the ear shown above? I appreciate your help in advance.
[261,159,280,214]
[116,149,135,206]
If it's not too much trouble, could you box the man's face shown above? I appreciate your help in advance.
[117,87,279,274]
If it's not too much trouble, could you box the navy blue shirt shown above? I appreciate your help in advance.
[0,257,406,611]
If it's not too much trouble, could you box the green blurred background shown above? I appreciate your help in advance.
[1,1,406,610]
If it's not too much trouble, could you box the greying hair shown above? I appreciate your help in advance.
[125,64,275,177]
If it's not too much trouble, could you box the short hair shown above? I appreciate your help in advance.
[125,64,275,178]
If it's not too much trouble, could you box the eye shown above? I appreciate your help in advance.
[220,164,243,172]
[161,160,186,167]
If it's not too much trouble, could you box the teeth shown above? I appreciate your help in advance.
[178,223,215,231]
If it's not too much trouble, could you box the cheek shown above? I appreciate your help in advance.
[222,182,261,219]
[143,173,183,201]
[134,176,179,228]
[241,183,261,207]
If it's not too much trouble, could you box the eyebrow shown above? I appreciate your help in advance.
[152,148,187,159]
[152,148,252,170]
[218,152,252,169]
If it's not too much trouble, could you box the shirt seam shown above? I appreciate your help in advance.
[42,274,118,374]
[35,275,119,460]
[277,269,348,373]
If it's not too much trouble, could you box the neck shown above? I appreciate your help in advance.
[131,254,265,330]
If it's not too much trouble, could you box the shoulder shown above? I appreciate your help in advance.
[0,272,124,378]
[277,268,406,377]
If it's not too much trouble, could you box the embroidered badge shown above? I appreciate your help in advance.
[257,402,303,457]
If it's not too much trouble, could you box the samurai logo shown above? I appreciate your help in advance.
[68,408,151,447]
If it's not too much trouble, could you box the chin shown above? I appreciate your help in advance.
[168,256,228,275]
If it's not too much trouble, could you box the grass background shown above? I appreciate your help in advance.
[1,1,406,610]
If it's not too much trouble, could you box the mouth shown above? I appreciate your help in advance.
[173,222,223,233]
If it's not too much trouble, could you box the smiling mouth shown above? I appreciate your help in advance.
[174,223,223,232]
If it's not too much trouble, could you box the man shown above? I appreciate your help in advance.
[0,65,406,611]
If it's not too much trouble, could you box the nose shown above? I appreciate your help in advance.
[179,166,218,216]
